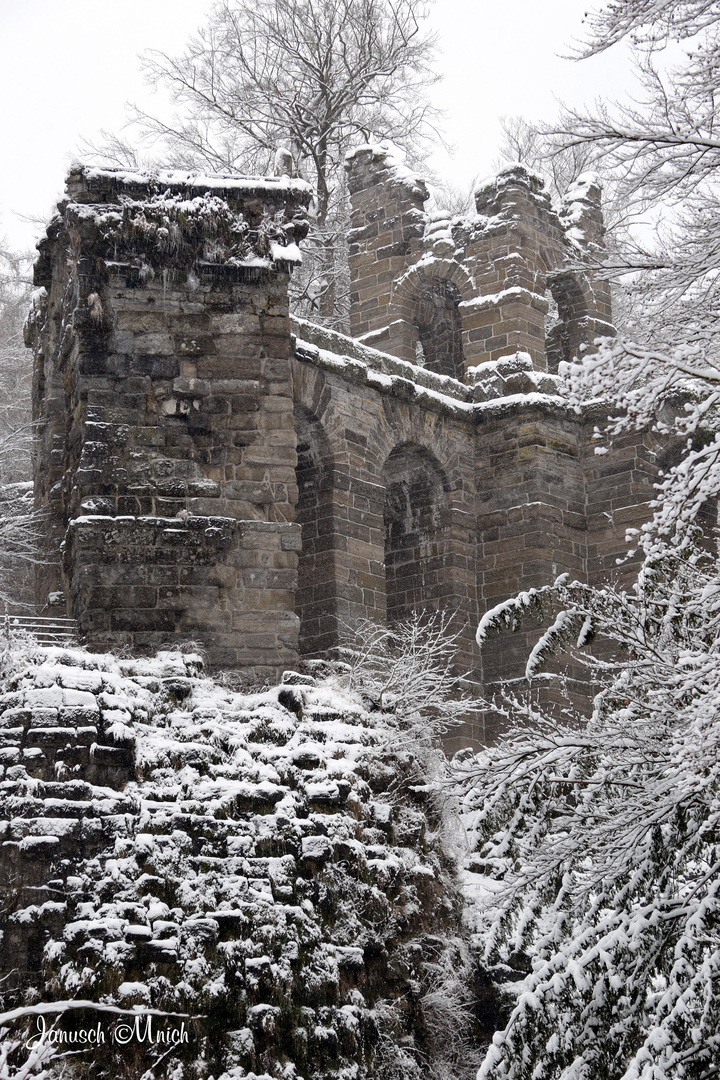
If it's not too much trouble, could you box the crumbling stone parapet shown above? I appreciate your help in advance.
[345,144,429,343]
[345,149,615,378]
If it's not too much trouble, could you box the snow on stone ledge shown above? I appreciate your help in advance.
[345,142,428,197]
[270,241,303,264]
[292,317,570,419]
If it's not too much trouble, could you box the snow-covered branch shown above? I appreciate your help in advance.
[466,546,720,1076]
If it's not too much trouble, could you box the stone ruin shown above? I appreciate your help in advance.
[25,148,658,740]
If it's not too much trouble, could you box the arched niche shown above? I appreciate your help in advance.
[390,259,476,379]
[382,443,449,624]
[546,271,594,373]
[293,405,337,656]
[413,280,465,380]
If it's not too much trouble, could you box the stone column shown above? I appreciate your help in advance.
[345,144,428,357]
[465,165,562,371]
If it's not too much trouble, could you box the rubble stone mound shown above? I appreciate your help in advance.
[0,646,468,1079]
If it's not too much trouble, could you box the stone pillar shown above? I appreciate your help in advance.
[551,176,615,364]
[345,144,428,355]
[28,166,310,679]
[465,165,561,371]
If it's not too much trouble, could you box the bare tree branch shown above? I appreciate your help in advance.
[84,0,442,329]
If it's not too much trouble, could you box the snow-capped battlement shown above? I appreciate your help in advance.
[345,146,614,377]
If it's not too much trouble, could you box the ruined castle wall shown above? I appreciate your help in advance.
[289,316,660,744]
[582,424,659,585]
[27,159,660,739]
[345,145,428,357]
[471,406,587,731]
[345,148,616,379]
[290,347,479,676]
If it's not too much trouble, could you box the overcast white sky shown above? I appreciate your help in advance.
[0,0,633,257]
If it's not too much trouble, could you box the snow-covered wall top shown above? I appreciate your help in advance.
[48,165,311,275]
[24,155,651,702]
[69,164,312,202]
[292,315,566,416]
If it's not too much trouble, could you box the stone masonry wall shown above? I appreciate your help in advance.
[290,317,656,747]
[66,515,300,679]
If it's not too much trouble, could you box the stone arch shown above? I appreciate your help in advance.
[546,270,595,373]
[293,404,337,657]
[381,442,451,624]
[390,260,476,380]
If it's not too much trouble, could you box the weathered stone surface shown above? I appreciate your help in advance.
[28,168,310,681]
[346,149,613,374]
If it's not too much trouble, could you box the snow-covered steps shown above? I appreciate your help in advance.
[0,645,470,1080]
[2,613,79,647]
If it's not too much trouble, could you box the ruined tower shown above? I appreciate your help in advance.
[27,167,310,681]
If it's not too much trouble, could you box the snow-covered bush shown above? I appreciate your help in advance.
[342,610,471,748]
[0,1023,57,1079]
[0,482,43,613]
[461,2,720,1069]
[0,244,40,612]
[465,222,720,1080]
[563,337,720,557]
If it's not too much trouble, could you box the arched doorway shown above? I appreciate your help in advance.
[382,443,449,624]
[293,406,336,656]
[413,281,466,380]
[546,272,592,373]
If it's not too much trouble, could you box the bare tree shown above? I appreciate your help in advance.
[0,242,43,612]
[426,174,479,218]
[547,2,720,349]
[491,114,648,332]
[427,117,600,232]
[0,298,32,486]
[89,0,440,328]
[0,243,34,487]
